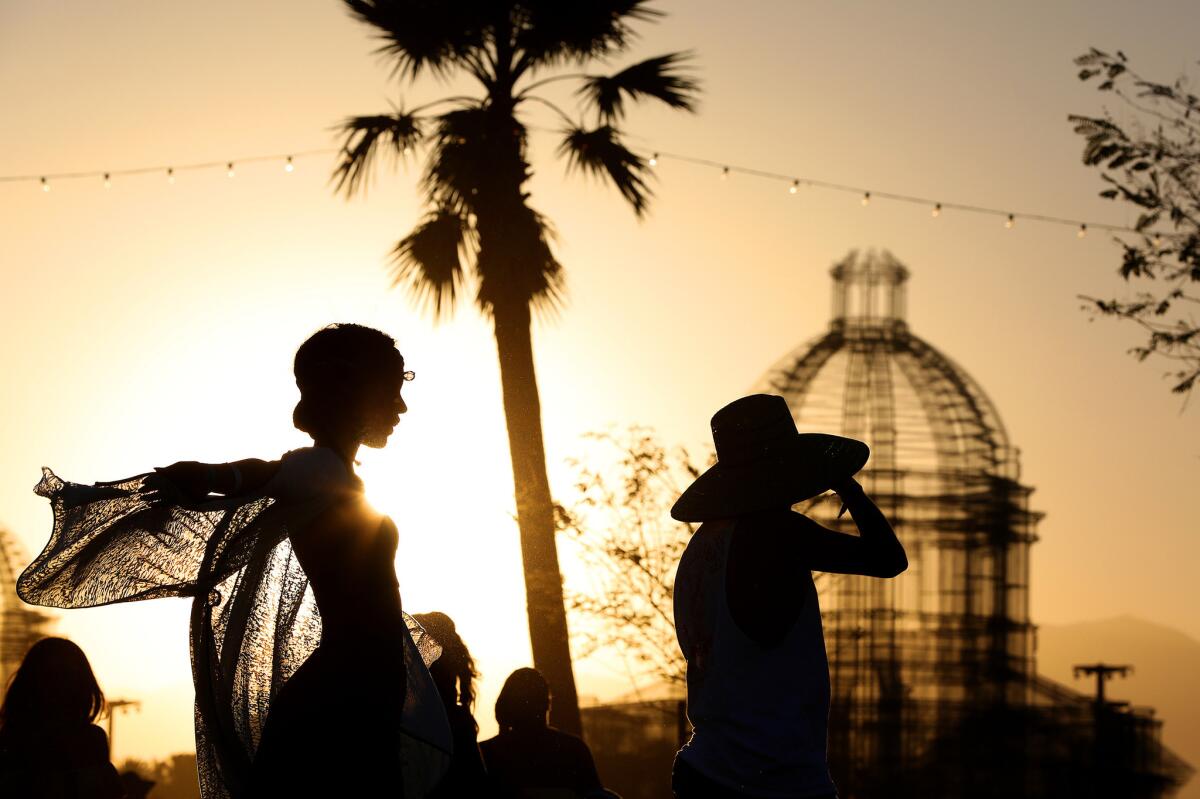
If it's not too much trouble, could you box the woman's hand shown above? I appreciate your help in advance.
[830,475,862,496]
[831,475,862,517]
[143,461,212,504]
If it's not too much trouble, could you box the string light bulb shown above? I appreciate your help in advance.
[103,173,111,189]
[167,168,175,185]
[1153,234,1163,248]
[227,162,235,178]
[284,156,294,173]
[861,192,871,206]
[1077,223,1087,239]
[931,203,941,218]
[648,153,658,167]
[40,177,49,193]
[789,180,799,194]
[721,166,730,180]
[1005,214,1015,229]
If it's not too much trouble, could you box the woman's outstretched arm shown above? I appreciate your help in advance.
[150,458,281,502]
[208,458,280,495]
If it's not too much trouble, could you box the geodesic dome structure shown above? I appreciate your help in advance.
[754,250,1185,798]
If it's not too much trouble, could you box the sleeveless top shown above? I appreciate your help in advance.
[673,519,837,798]
[274,451,405,649]
[18,447,451,799]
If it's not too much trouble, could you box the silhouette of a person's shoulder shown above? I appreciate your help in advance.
[57,721,110,765]
[481,726,603,796]
[0,721,122,799]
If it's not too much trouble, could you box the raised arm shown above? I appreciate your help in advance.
[208,458,280,495]
[148,458,282,502]
[795,477,907,578]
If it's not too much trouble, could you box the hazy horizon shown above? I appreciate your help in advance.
[2,0,1198,771]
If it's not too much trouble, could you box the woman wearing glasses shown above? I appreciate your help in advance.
[19,323,451,798]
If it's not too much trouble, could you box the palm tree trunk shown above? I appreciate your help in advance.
[492,300,582,735]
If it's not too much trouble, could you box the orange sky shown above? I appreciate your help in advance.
[2,0,1198,764]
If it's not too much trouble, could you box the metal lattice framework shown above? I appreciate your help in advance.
[754,250,1189,798]
[0,529,53,691]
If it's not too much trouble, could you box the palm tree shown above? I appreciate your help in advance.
[333,1,698,733]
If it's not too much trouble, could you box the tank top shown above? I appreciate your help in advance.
[272,448,406,648]
[674,519,837,798]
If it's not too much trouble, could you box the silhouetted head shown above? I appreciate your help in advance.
[413,612,478,718]
[0,637,104,738]
[293,324,409,449]
[495,667,551,732]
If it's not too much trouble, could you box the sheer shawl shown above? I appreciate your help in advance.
[17,449,451,798]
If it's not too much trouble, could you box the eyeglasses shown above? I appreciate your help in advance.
[403,370,415,382]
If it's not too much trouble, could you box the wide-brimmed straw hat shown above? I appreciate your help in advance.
[670,394,869,522]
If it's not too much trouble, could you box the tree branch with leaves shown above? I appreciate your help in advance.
[1070,48,1200,396]
[555,428,709,690]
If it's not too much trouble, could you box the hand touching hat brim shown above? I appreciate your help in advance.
[670,434,869,523]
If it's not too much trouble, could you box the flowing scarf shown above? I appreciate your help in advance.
[17,449,451,798]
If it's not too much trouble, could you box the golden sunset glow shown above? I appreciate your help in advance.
[2,1,1198,788]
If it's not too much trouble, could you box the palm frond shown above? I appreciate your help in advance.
[423,105,530,214]
[579,52,699,121]
[514,0,661,73]
[388,206,476,320]
[332,111,423,197]
[342,0,491,81]
[423,107,490,212]
[475,202,565,319]
[558,125,651,217]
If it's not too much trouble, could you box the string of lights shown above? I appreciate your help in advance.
[1,143,1139,238]
[644,150,1130,238]
[0,148,335,189]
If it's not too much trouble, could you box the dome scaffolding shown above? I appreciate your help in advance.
[755,250,1189,798]
[0,528,54,691]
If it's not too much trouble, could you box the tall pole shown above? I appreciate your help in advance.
[104,698,142,757]
[1074,663,1132,798]
[1073,663,1132,707]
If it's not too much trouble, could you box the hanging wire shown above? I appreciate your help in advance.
[1,143,1141,235]
[643,149,1137,235]
[0,148,336,185]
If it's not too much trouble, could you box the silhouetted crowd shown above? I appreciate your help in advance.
[0,624,619,799]
[7,327,903,799]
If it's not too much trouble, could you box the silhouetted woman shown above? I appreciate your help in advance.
[670,395,907,798]
[481,668,619,799]
[0,637,124,799]
[413,611,492,797]
[18,324,451,798]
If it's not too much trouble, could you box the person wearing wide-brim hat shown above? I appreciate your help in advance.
[670,394,907,799]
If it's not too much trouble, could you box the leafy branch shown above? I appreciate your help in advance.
[1071,48,1200,397]
[555,428,708,689]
